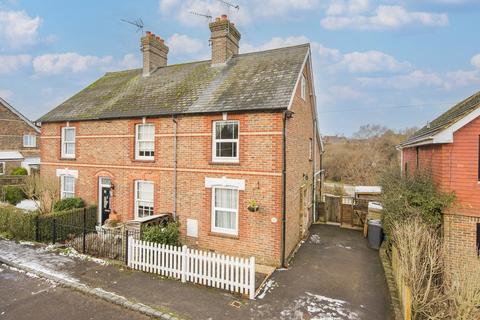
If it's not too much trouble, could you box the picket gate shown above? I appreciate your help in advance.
[127,237,256,299]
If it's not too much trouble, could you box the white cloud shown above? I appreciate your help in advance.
[167,33,205,55]
[254,0,318,17]
[444,70,479,89]
[119,53,141,69]
[321,5,449,30]
[159,0,179,13]
[326,0,370,16]
[0,10,42,48]
[33,53,113,75]
[338,51,410,73]
[0,89,13,100]
[241,36,310,53]
[471,54,480,69]
[0,54,31,73]
[328,85,367,100]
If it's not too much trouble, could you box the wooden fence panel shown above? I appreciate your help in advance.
[128,237,256,299]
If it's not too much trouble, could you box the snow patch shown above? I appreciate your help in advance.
[257,279,278,299]
[19,241,36,246]
[57,247,109,266]
[337,244,352,250]
[309,234,321,244]
[280,292,360,320]
[15,199,39,211]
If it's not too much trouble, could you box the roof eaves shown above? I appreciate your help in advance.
[0,97,40,133]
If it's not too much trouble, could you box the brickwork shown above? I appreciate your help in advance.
[0,101,39,152]
[443,213,480,268]
[141,31,169,76]
[209,15,240,65]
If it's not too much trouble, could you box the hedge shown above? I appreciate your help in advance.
[0,205,97,242]
[0,205,37,240]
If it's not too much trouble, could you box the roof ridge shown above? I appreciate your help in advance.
[236,43,310,58]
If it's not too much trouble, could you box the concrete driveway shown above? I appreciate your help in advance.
[251,224,392,319]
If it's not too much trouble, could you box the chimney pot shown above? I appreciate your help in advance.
[146,31,152,35]
[215,17,220,22]
[221,14,228,20]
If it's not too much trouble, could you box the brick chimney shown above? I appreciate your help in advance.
[141,31,169,76]
[209,15,241,66]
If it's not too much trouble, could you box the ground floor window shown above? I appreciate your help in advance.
[211,187,239,235]
[0,162,5,175]
[135,180,154,219]
[60,175,75,199]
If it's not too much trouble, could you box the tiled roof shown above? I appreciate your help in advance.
[400,90,480,147]
[38,44,310,123]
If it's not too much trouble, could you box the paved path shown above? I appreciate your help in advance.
[0,265,149,320]
[0,225,391,319]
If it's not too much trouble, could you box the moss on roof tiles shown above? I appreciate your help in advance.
[38,44,309,122]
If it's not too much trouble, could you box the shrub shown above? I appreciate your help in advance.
[11,167,28,176]
[0,205,37,240]
[379,168,455,240]
[142,222,180,246]
[53,197,85,212]
[2,185,25,205]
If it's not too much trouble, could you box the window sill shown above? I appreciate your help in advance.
[60,157,76,161]
[209,161,240,166]
[132,159,156,163]
[208,231,239,240]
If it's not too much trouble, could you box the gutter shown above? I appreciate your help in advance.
[172,115,178,220]
[281,110,294,268]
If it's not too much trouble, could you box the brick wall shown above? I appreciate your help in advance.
[285,57,321,259]
[443,213,480,268]
[0,102,40,153]
[41,111,285,266]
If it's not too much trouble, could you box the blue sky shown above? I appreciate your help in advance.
[0,0,479,136]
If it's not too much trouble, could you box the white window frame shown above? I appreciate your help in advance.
[0,162,5,175]
[134,180,155,219]
[60,175,75,199]
[61,127,76,159]
[212,120,240,163]
[135,124,155,161]
[23,134,36,148]
[211,186,239,236]
[301,74,307,100]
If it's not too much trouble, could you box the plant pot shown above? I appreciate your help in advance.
[248,205,259,212]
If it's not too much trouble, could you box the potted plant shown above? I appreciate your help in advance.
[248,199,259,212]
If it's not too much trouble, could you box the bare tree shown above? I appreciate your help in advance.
[392,216,446,320]
[21,174,59,215]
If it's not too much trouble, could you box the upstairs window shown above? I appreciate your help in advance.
[60,175,75,199]
[61,127,76,158]
[135,180,154,219]
[212,120,239,163]
[211,187,239,235]
[301,74,307,100]
[135,124,155,160]
[23,135,36,148]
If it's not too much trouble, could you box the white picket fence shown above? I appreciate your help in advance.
[127,237,256,299]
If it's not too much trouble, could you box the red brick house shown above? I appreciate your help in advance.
[0,97,40,175]
[38,16,323,267]
[398,91,480,262]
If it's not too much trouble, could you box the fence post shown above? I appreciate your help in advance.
[52,218,57,245]
[82,208,87,254]
[181,245,187,283]
[249,256,256,300]
[35,215,40,242]
[125,229,129,265]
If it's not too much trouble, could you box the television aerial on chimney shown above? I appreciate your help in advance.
[189,10,213,21]
[121,18,145,33]
[216,0,240,11]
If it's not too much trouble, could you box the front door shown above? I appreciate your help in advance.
[98,177,112,225]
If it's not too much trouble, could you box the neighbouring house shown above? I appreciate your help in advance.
[37,15,323,267]
[398,91,480,263]
[0,97,40,176]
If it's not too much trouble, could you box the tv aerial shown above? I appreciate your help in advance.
[121,18,145,33]
[189,10,213,21]
[216,0,240,11]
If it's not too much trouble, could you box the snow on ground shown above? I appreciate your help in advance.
[368,201,383,210]
[256,279,278,299]
[309,234,321,244]
[15,199,39,211]
[57,247,109,266]
[280,292,360,320]
[354,186,381,194]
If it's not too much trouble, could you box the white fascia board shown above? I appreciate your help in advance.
[205,177,245,190]
[287,49,310,111]
[56,168,79,178]
[432,108,480,144]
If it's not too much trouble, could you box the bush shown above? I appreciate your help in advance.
[142,222,180,246]
[53,197,85,212]
[2,185,25,205]
[379,168,455,240]
[0,205,37,240]
[11,167,28,176]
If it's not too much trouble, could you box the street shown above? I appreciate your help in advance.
[0,264,149,320]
